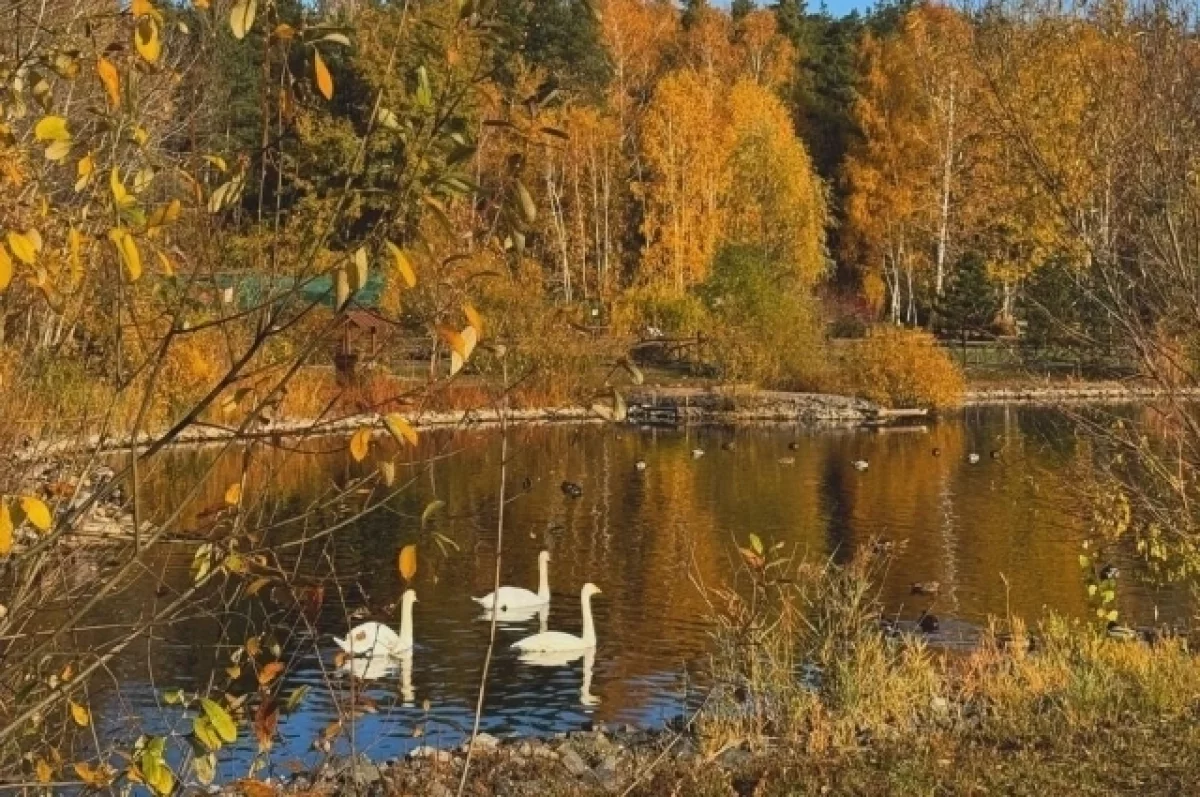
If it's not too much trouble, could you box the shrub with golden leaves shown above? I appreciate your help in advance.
[836,327,965,408]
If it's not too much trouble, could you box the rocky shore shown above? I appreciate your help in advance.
[270,724,722,797]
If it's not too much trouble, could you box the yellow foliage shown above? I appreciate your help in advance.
[837,328,964,408]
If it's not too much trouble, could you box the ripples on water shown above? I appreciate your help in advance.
[81,406,1186,776]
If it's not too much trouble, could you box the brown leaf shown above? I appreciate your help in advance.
[258,661,284,687]
[254,699,280,752]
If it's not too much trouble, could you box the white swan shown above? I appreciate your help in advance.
[333,590,416,657]
[517,647,599,707]
[479,602,549,630]
[853,459,869,471]
[473,551,551,611]
[339,649,415,704]
[512,583,600,654]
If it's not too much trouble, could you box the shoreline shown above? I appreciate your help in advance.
[18,383,1200,460]
[16,381,1200,458]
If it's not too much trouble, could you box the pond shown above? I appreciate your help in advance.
[79,406,1184,781]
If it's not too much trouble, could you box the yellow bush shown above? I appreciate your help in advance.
[837,327,964,408]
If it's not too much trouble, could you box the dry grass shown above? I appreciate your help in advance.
[699,543,1200,761]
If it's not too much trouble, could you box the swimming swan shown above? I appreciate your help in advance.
[512,583,600,654]
[334,590,416,657]
[473,551,551,611]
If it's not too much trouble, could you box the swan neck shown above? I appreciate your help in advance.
[538,558,550,602]
[398,601,414,650]
[581,592,596,647]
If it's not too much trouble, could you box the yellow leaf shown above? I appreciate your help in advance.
[460,326,477,360]
[0,245,11,293]
[192,0,209,8]
[229,0,257,39]
[134,17,162,64]
[97,58,120,108]
[68,228,83,283]
[200,698,237,743]
[313,50,333,100]
[6,232,36,265]
[464,303,483,337]
[450,350,464,376]
[34,116,70,142]
[20,496,51,532]
[379,461,396,486]
[349,427,371,462]
[75,153,94,191]
[225,483,242,506]
[35,758,52,784]
[385,241,416,287]
[74,762,113,787]
[44,140,71,161]
[132,0,155,16]
[147,199,181,228]
[107,228,142,282]
[258,661,284,686]
[383,414,418,447]
[272,23,295,39]
[0,503,12,556]
[157,250,175,277]
[398,544,417,581]
[110,168,133,208]
[350,247,368,291]
[437,325,468,358]
[69,700,90,727]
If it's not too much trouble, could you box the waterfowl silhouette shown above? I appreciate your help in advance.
[853,460,869,471]
[561,481,583,499]
[911,581,941,596]
[918,613,939,633]
[1099,564,1119,581]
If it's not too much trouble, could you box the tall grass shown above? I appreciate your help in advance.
[699,543,1200,757]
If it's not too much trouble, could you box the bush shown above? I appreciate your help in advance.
[836,327,965,408]
[700,245,833,389]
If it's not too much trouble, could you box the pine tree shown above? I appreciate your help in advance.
[937,251,998,343]
[732,0,756,24]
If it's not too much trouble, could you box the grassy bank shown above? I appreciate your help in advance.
[292,548,1200,796]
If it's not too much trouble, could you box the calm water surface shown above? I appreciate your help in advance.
[79,407,1185,779]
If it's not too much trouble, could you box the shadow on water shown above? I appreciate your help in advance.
[72,406,1189,776]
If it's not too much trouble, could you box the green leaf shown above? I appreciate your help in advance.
[1101,590,1115,605]
[192,716,222,752]
[421,500,445,527]
[1106,609,1119,622]
[200,698,237,743]
[161,688,185,705]
[1078,554,1090,569]
[284,685,310,713]
[749,534,763,557]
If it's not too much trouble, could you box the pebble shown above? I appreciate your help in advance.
[560,746,591,777]
[409,745,453,764]
[461,732,501,752]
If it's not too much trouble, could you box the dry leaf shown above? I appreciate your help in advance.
[398,544,417,581]
[313,50,333,100]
